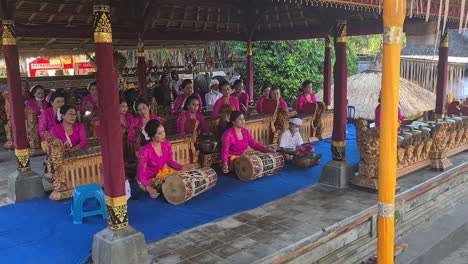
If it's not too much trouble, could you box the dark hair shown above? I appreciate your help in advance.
[142,119,163,146]
[301,80,313,89]
[134,98,148,112]
[226,111,243,129]
[119,97,127,105]
[49,91,65,104]
[29,84,45,98]
[87,81,97,90]
[21,79,30,88]
[183,95,199,111]
[233,79,243,87]
[271,87,281,93]
[181,79,192,90]
[219,81,231,91]
[55,105,75,124]
[261,84,271,93]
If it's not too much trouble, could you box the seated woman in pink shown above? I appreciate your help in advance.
[256,84,271,113]
[177,95,208,135]
[80,81,98,115]
[260,87,288,114]
[24,84,48,117]
[375,98,405,130]
[211,81,240,120]
[120,98,133,132]
[137,119,182,198]
[172,79,203,115]
[295,80,317,114]
[221,111,271,173]
[231,79,249,113]
[39,91,65,142]
[128,98,162,144]
[49,105,87,151]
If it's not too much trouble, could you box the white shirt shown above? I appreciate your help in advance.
[205,89,223,110]
[279,129,304,150]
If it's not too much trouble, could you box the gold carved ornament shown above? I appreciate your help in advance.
[2,20,16,46]
[440,31,449,48]
[325,35,331,48]
[383,27,403,44]
[331,140,346,161]
[93,5,112,43]
[335,22,347,43]
[137,40,145,57]
[15,149,30,172]
[105,195,128,230]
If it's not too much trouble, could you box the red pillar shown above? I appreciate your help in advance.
[435,31,449,119]
[137,39,148,100]
[93,3,128,230]
[246,41,254,101]
[323,36,332,110]
[2,20,30,172]
[331,21,348,161]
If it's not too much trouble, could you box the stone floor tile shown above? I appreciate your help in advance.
[244,243,277,259]
[229,236,257,250]
[258,214,289,223]
[149,236,191,253]
[188,251,222,264]
[215,218,243,229]
[197,223,227,234]
[209,229,243,243]
[246,207,270,217]
[229,223,258,235]
[195,238,225,251]
[212,245,242,258]
[277,217,305,229]
[153,252,186,264]
[219,251,258,264]
[174,244,205,259]
[232,212,258,223]
[246,230,280,243]
[178,229,209,243]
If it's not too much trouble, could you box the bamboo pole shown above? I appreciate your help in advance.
[378,0,406,263]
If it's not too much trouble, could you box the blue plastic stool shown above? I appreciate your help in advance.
[71,184,107,224]
[347,105,356,124]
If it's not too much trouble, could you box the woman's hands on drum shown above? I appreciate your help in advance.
[146,186,160,199]
[222,162,229,174]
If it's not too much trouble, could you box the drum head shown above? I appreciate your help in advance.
[162,175,186,205]
[234,156,254,181]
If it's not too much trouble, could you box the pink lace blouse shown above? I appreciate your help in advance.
[172,93,203,115]
[137,141,182,187]
[220,127,269,164]
[177,112,208,134]
[210,97,240,120]
[295,93,317,113]
[38,108,57,141]
[231,92,249,109]
[128,115,162,143]
[24,98,48,117]
[80,95,98,114]
[49,123,87,149]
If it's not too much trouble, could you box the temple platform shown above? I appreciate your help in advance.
[0,132,467,263]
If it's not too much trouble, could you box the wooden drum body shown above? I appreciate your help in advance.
[234,152,285,181]
[162,167,217,205]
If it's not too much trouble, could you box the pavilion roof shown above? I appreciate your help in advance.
[0,0,466,56]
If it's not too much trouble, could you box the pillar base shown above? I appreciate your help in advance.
[8,170,47,203]
[92,226,150,264]
[319,160,354,188]
[42,177,53,192]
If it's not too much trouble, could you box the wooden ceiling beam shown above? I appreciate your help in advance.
[15,0,25,10]
[203,7,211,31]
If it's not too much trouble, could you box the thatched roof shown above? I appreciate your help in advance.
[316,71,436,120]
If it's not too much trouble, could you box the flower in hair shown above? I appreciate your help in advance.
[142,129,150,141]
[57,108,62,122]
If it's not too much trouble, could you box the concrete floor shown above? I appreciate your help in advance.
[0,141,467,264]
[440,239,468,264]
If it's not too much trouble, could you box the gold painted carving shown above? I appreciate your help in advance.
[15,148,30,172]
[93,5,112,43]
[2,20,16,46]
[335,22,347,43]
[325,35,331,47]
[105,195,128,230]
[383,27,403,44]
[440,31,449,47]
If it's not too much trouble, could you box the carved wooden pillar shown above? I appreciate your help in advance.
[93,3,128,230]
[435,31,449,119]
[2,19,30,172]
[246,41,254,102]
[323,35,332,110]
[331,21,348,161]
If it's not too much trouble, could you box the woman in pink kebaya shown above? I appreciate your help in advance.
[295,80,317,114]
[211,81,240,120]
[24,84,48,117]
[39,91,65,142]
[172,79,203,115]
[220,111,271,174]
[137,119,182,198]
[177,95,208,135]
[80,81,98,115]
[49,105,87,151]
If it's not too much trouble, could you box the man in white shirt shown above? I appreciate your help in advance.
[279,117,304,160]
[205,79,223,111]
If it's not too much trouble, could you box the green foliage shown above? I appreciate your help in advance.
[228,35,381,104]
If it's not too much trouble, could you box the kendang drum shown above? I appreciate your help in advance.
[234,152,285,181]
[162,167,217,205]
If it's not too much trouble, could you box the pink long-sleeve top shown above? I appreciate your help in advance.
[49,123,88,149]
[172,93,203,115]
[231,92,249,109]
[375,104,405,128]
[210,97,240,120]
[39,107,57,141]
[177,111,208,134]
[121,112,133,131]
[128,115,162,143]
[137,140,183,187]
[256,96,267,113]
[80,94,98,114]
[24,98,48,117]
[295,93,317,113]
[220,127,269,164]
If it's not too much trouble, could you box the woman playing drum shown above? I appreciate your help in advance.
[137,119,182,198]
[220,111,272,173]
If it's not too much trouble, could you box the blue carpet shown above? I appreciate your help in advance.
[0,125,359,264]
